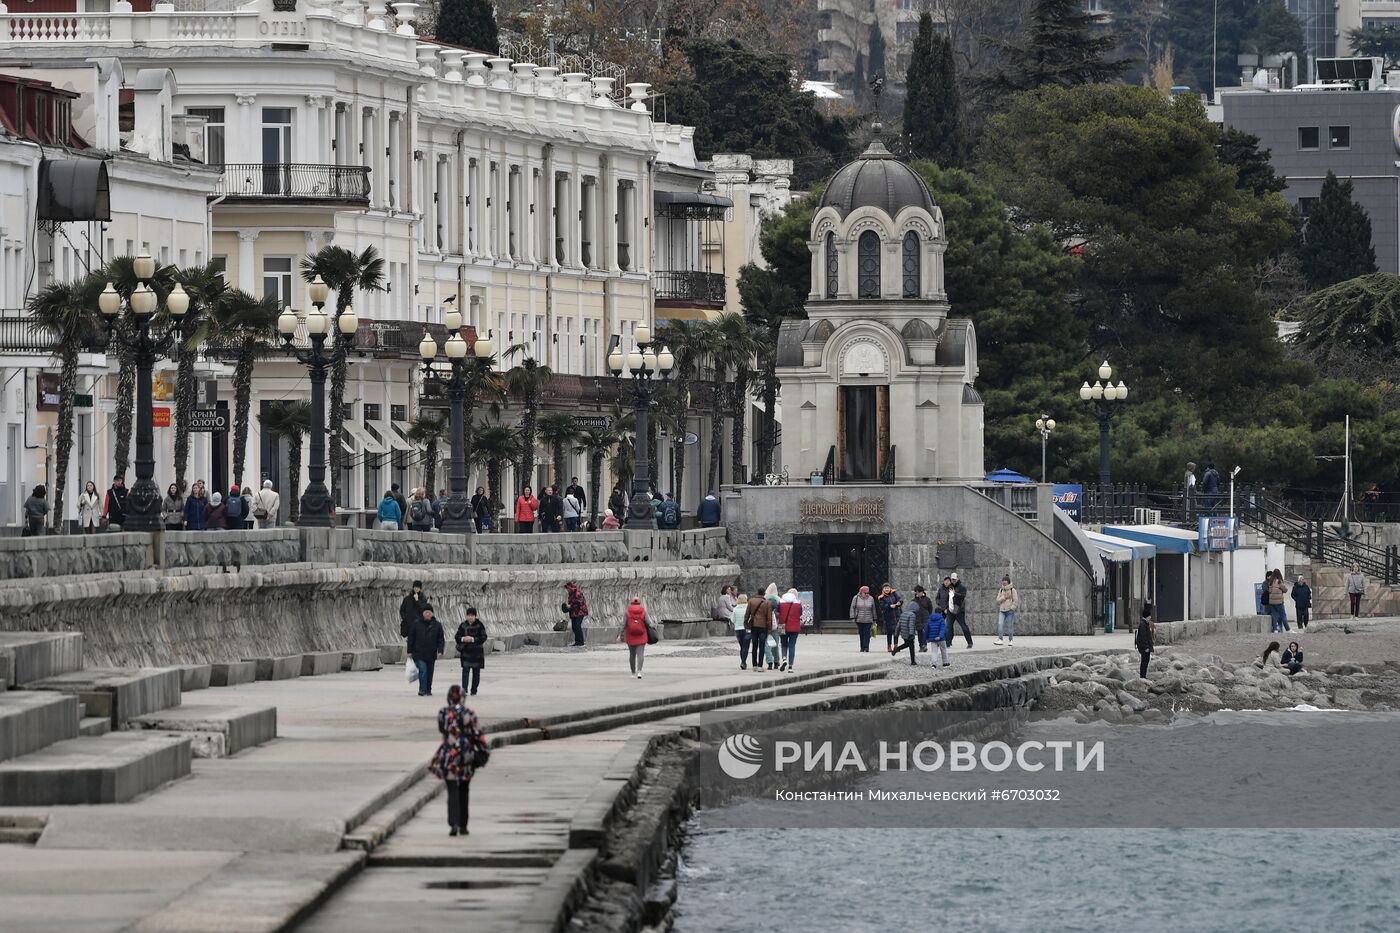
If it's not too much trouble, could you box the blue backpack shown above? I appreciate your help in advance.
[661,499,680,527]
[225,493,243,520]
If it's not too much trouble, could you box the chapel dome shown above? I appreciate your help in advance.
[818,139,936,219]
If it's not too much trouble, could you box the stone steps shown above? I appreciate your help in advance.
[0,732,191,806]
[0,808,47,844]
[0,631,84,686]
[0,692,79,762]
[127,703,277,758]
[79,716,111,737]
[27,667,182,727]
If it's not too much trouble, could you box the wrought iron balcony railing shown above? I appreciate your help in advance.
[653,270,725,307]
[215,163,370,203]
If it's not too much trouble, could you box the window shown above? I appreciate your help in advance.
[857,231,880,298]
[617,181,632,271]
[508,166,520,260]
[262,257,294,307]
[896,21,916,42]
[1298,126,1319,150]
[1329,125,1351,149]
[824,232,838,298]
[554,172,568,264]
[1297,197,1318,217]
[186,106,225,167]
[581,178,596,268]
[902,231,920,298]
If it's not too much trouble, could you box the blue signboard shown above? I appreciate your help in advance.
[1198,516,1238,552]
[1052,484,1083,522]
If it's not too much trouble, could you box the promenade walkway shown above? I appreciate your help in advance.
[0,632,1128,932]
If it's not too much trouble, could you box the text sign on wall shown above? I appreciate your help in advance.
[1052,483,1083,522]
[152,407,171,428]
[1199,516,1238,552]
[798,495,886,524]
[188,407,229,432]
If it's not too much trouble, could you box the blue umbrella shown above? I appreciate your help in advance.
[985,468,1033,484]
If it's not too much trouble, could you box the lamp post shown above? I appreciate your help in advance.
[97,253,189,531]
[609,326,672,529]
[1078,360,1128,486]
[419,304,494,534]
[277,276,357,527]
[1034,414,1056,484]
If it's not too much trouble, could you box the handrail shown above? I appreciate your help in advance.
[216,163,370,202]
[821,445,835,485]
[1242,494,1397,584]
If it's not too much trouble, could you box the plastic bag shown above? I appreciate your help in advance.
[405,658,419,683]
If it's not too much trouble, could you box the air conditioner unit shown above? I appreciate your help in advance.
[1133,507,1161,525]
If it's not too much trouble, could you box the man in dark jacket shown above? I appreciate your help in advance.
[608,486,627,526]
[400,581,428,638]
[565,477,587,515]
[390,483,409,531]
[697,491,721,527]
[912,585,933,651]
[408,605,445,696]
[659,493,681,529]
[1291,576,1313,631]
[1135,604,1155,678]
[454,607,488,696]
[104,475,128,528]
[539,486,565,533]
[944,574,972,649]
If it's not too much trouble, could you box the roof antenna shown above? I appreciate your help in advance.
[869,73,885,139]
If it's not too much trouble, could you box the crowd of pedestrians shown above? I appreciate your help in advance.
[21,474,285,534]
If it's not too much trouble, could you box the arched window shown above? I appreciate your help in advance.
[857,230,880,298]
[902,231,920,298]
[824,231,838,298]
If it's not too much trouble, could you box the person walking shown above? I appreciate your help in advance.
[453,607,487,696]
[428,683,489,836]
[400,581,429,642]
[608,485,627,527]
[924,608,950,667]
[225,485,246,529]
[878,584,903,654]
[1136,603,1155,678]
[944,574,973,649]
[563,580,589,647]
[376,490,403,530]
[103,475,128,529]
[602,508,620,530]
[22,485,50,536]
[697,491,721,527]
[1281,641,1305,676]
[995,576,1019,646]
[240,485,256,530]
[470,486,493,532]
[743,588,774,671]
[849,585,877,653]
[408,605,445,696]
[390,483,409,529]
[778,587,802,672]
[621,596,650,679]
[1267,570,1290,633]
[1183,461,1198,515]
[1346,562,1367,617]
[514,485,538,533]
[659,493,681,529]
[890,600,921,666]
[407,487,434,532]
[254,480,280,528]
[183,480,209,531]
[565,477,587,516]
[1291,575,1313,631]
[161,483,184,531]
[731,591,751,670]
[913,584,934,652]
[77,480,101,534]
[1201,462,1221,510]
[562,487,582,532]
[204,491,228,529]
[538,485,565,533]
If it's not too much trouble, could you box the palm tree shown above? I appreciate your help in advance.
[573,423,617,524]
[470,420,518,515]
[210,290,281,486]
[101,255,174,480]
[715,313,766,484]
[26,273,104,525]
[300,245,386,509]
[656,320,707,506]
[538,412,579,489]
[407,410,449,495]
[502,350,553,493]
[168,263,230,493]
[737,265,800,479]
[258,401,311,523]
[607,403,637,497]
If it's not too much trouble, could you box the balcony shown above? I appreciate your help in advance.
[0,315,106,353]
[653,270,726,308]
[215,164,370,205]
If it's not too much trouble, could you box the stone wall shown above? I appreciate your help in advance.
[0,558,740,668]
[0,532,153,580]
[725,484,1096,635]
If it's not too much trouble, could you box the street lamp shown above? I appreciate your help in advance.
[1078,360,1128,486]
[278,275,356,526]
[1034,415,1056,483]
[610,329,672,528]
[420,303,494,533]
[97,255,189,531]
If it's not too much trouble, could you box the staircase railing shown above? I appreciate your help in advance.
[1242,494,1399,584]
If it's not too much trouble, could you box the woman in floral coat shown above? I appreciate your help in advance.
[429,684,490,836]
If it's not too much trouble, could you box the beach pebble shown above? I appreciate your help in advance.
[1117,690,1147,712]
[1327,662,1367,676]
[1333,688,1367,709]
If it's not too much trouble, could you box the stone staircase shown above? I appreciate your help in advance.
[1307,565,1400,618]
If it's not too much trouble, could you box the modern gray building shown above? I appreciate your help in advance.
[1222,85,1400,273]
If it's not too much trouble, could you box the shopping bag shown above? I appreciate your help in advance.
[405,658,419,683]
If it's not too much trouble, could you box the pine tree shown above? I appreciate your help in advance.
[995,0,1127,93]
[902,13,962,167]
[434,0,498,54]
[1299,171,1378,290]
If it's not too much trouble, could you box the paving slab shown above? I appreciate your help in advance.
[0,692,79,762]
[209,661,257,687]
[127,704,277,758]
[0,733,190,806]
[0,632,84,686]
[176,664,212,692]
[25,668,181,727]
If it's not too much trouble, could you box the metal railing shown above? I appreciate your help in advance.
[653,270,725,306]
[0,315,107,353]
[216,164,370,202]
[822,445,836,485]
[1241,494,1399,584]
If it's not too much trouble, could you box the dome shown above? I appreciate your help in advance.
[819,139,935,219]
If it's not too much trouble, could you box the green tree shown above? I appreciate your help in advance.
[737,264,801,478]
[434,0,498,54]
[502,352,553,493]
[1298,171,1378,291]
[713,311,766,484]
[1244,0,1305,60]
[407,410,448,496]
[1349,24,1400,66]
[167,263,228,494]
[301,245,386,510]
[1215,125,1287,197]
[209,290,280,488]
[903,14,962,167]
[470,420,517,516]
[258,401,310,523]
[991,0,1128,94]
[574,424,619,525]
[538,412,579,490]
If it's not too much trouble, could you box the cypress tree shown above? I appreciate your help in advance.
[902,13,962,167]
[1299,171,1378,290]
[434,0,499,54]
[868,22,886,82]
[996,0,1126,92]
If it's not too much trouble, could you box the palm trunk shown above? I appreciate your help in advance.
[730,369,749,483]
[757,348,779,478]
[646,417,658,495]
[231,337,257,486]
[328,291,352,509]
[174,343,196,494]
[589,451,603,525]
[424,438,438,495]
[287,435,303,523]
[673,421,686,507]
[112,315,137,479]
[518,391,538,492]
[552,440,565,491]
[707,376,724,492]
[487,457,502,514]
[53,348,79,528]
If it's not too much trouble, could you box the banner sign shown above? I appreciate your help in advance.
[152,407,171,428]
[1052,483,1083,522]
[188,407,229,432]
[1198,516,1238,552]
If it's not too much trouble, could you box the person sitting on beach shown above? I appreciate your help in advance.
[1281,642,1305,676]
[1254,641,1282,670]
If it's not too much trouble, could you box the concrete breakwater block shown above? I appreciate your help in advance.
[247,655,302,681]
[0,692,80,762]
[28,668,182,727]
[300,652,341,676]
[0,732,191,805]
[341,649,382,672]
[176,664,212,692]
[209,661,257,687]
[128,704,277,758]
[377,644,406,664]
[0,632,84,686]
[524,631,573,648]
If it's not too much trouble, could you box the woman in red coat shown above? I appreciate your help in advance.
[514,485,538,533]
[621,596,650,679]
[777,588,803,673]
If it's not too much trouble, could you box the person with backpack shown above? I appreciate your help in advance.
[225,485,246,529]
[377,490,403,530]
[408,605,445,696]
[390,483,409,530]
[408,487,434,532]
[453,607,488,696]
[659,493,681,529]
[620,596,650,679]
[429,682,490,836]
[924,608,949,667]
[103,475,128,529]
[254,480,280,528]
[890,600,921,666]
[778,587,803,672]
[563,580,589,646]
[743,588,774,671]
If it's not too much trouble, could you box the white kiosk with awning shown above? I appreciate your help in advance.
[1102,524,1201,622]
[1085,531,1156,630]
